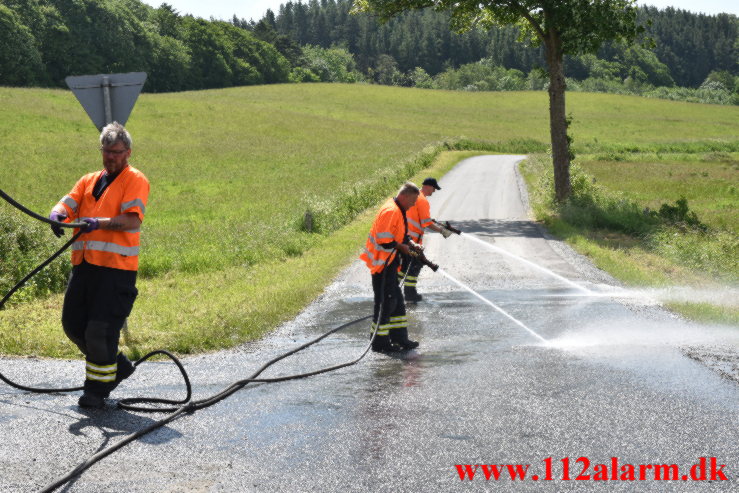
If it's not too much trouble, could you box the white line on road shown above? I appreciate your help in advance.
[438,268,548,343]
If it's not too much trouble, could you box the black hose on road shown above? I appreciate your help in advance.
[0,188,394,492]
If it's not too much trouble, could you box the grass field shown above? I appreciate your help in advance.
[1,83,737,356]
[520,149,738,324]
[577,153,738,231]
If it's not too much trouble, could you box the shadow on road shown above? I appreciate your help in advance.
[428,219,544,238]
[69,405,183,445]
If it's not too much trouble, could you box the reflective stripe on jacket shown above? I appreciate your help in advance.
[360,198,407,274]
[58,165,149,271]
[406,192,432,244]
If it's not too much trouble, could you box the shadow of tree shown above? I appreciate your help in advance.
[427,219,545,239]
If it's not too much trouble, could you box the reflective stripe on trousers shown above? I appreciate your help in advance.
[398,272,418,286]
[371,315,408,336]
[86,361,117,382]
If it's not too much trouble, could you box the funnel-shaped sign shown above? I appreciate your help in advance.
[65,72,147,130]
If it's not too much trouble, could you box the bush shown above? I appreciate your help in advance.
[290,66,320,83]
[300,45,364,83]
[656,197,705,230]
[433,60,527,91]
[0,209,71,307]
[409,67,434,89]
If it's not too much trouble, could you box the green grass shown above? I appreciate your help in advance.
[1,83,737,356]
[577,153,739,230]
[2,85,736,279]
[664,302,739,327]
[520,152,738,324]
[0,148,480,358]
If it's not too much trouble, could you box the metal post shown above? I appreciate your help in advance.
[102,75,113,125]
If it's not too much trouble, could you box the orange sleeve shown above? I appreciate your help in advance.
[120,172,150,222]
[418,196,432,228]
[58,174,90,220]
[375,206,405,244]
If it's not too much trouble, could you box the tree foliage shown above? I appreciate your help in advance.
[261,0,736,89]
[300,45,364,83]
[0,0,291,91]
[354,0,646,201]
[0,4,43,85]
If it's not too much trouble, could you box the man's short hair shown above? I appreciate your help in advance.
[397,181,420,196]
[100,122,132,149]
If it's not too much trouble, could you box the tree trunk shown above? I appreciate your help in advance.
[545,31,571,202]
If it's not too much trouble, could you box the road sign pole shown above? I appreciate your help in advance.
[102,75,113,126]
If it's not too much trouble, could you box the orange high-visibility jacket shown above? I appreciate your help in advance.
[406,192,433,244]
[360,198,407,274]
[58,165,149,271]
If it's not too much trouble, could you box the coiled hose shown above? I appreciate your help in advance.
[0,188,403,492]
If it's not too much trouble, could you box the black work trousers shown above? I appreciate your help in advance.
[371,256,407,336]
[61,261,137,396]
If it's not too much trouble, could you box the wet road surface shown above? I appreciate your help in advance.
[1,155,738,492]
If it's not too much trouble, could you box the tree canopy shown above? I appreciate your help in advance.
[258,1,736,89]
[354,0,645,201]
[0,0,291,91]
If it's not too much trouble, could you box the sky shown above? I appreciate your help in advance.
[141,1,738,23]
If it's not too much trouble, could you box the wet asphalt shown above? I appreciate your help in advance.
[1,155,738,492]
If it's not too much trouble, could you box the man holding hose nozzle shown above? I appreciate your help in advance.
[360,182,425,352]
[48,122,149,409]
[400,177,460,302]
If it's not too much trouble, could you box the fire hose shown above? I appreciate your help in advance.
[0,187,441,492]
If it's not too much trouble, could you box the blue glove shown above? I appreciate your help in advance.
[49,211,67,238]
[80,217,100,232]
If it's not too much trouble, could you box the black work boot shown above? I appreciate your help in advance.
[371,334,398,353]
[390,327,419,350]
[404,286,423,303]
[78,391,106,409]
[114,352,136,386]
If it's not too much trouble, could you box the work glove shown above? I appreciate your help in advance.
[439,225,453,239]
[80,217,100,232]
[49,211,67,238]
[408,240,423,255]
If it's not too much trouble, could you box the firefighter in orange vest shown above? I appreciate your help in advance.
[400,177,447,302]
[360,182,422,352]
[48,122,149,409]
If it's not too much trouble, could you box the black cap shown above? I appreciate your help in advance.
[422,177,441,190]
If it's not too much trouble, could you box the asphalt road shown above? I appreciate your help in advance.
[1,155,738,492]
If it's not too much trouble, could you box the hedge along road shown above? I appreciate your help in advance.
[1,155,738,491]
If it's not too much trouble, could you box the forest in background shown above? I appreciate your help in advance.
[1,0,737,103]
[244,0,738,104]
[0,0,292,91]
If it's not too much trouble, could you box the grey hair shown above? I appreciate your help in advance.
[100,122,132,149]
[397,181,420,196]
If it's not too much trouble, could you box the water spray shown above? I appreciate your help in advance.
[437,268,548,344]
[460,232,592,294]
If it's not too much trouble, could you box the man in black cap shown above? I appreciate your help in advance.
[400,177,450,302]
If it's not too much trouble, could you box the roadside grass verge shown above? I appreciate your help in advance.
[1,83,737,354]
[0,150,481,358]
[520,153,738,324]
